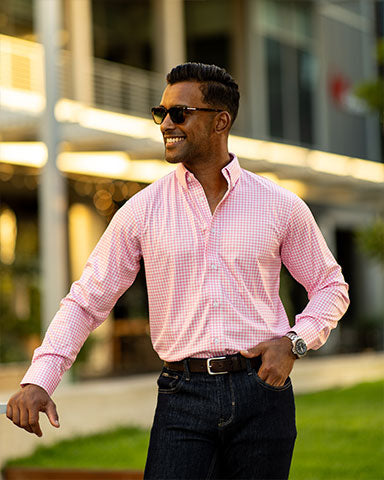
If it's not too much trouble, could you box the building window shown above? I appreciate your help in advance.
[297,48,314,145]
[92,0,152,70]
[185,0,232,71]
[0,0,34,39]
[261,0,315,146]
[265,37,283,139]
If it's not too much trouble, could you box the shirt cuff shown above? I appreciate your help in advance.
[290,320,331,351]
[20,361,62,397]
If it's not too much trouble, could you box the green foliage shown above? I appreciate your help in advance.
[0,261,41,363]
[355,79,384,121]
[377,38,384,64]
[354,39,384,124]
[355,218,384,266]
[5,381,384,479]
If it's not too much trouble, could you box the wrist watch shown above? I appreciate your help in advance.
[285,331,307,358]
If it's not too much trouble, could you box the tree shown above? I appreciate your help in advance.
[354,39,384,126]
[355,218,384,267]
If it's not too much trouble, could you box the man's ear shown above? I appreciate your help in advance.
[215,111,231,134]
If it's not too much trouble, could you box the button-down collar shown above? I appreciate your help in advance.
[175,153,242,191]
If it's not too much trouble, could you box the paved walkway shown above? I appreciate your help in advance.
[1,352,383,469]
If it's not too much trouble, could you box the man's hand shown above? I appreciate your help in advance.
[240,337,296,387]
[6,384,60,437]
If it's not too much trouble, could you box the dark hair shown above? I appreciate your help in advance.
[166,62,240,126]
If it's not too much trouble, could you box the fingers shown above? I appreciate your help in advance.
[7,400,41,436]
[6,402,36,434]
[240,347,285,385]
[29,409,43,437]
[240,344,262,358]
[19,407,34,435]
[6,385,59,436]
[6,403,14,424]
[257,353,292,386]
[44,401,60,428]
[258,365,286,386]
[241,338,295,387]
[8,404,20,426]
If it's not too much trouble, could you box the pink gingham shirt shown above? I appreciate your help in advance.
[22,155,349,395]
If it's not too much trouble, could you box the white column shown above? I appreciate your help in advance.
[152,0,186,74]
[67,0,94,105]
[245,0,268,139]
[231,0,247,134]
[34,0,68,331]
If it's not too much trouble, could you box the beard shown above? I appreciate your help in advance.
[164,137,212,167]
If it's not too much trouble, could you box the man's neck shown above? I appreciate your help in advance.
[183,153,232,195]
[182,153,232,214]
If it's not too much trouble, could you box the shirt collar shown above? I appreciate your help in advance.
[176,153,242,190]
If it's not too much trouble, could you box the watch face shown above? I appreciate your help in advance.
[295,339,307,356]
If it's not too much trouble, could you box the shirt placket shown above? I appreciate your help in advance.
[206,217,224,354]
[186,175,229,355]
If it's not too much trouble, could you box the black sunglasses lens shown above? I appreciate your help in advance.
[169,107,185,124]
[151,107,166,124]
[151,106,186,124]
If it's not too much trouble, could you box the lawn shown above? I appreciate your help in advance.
[5,426,150,471]
[5,380,384,479]
[291,380,384,480]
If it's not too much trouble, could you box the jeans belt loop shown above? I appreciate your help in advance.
[183,358,191,380]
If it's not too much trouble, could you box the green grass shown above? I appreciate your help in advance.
[5,426,150,470]
[291,380,384,480]
[5,380,384,479]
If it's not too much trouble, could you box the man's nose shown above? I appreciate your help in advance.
[160,112,176,132]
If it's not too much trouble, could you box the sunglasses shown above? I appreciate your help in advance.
[151,106,224,125]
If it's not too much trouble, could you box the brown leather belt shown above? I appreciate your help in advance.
[164,354,262,375]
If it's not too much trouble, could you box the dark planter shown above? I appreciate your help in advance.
[2,467,143,479]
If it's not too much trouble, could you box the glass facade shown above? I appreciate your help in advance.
[265,37,283,139]
[92,0,153,70]
[262,0,315,145]
[185,0,232,71]
[297,48,314,145]
[0,0,33,39]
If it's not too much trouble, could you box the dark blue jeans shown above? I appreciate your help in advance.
[144,358,297,479]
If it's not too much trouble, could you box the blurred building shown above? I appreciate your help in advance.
[0,0,383,378]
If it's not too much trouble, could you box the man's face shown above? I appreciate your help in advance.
[158,81,218,165]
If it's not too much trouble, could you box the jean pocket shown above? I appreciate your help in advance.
[253,372,292,392]
[157,367,185,394]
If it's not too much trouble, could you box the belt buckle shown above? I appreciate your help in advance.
[207,356,227,375]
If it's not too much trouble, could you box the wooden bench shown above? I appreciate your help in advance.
[3,467,143,479]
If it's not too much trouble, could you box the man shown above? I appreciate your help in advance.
[7,63,349,479]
